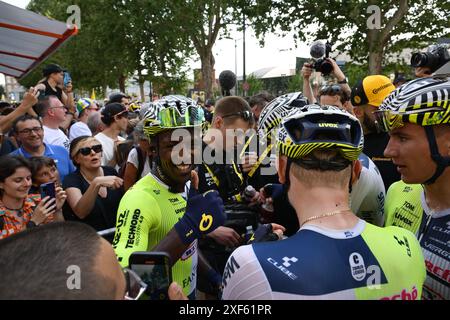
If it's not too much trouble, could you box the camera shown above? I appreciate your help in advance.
[310,40,334,76]
[411,44,450,73]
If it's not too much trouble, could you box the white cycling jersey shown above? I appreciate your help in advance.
[350,153,385,226]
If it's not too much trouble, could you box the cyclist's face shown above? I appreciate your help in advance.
[158,129,196,185]
[384,123,440,184]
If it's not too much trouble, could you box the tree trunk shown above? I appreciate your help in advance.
[368,50,383,74]
[200,50,215,100]
[119,75,126,93]
[137,69,145,102]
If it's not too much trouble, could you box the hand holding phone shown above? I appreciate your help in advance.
[129,252,172,300]
[63,72,72,87]
[40,182,56,200]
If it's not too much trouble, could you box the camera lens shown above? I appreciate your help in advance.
[320,60,333,75]
[411,52,428,67]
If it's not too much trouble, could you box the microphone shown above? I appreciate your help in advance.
[219,70,236,96]
[310,40,326,59]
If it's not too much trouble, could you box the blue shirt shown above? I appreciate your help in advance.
[10,144,76,182]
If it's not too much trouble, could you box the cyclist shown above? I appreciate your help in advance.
[378,76,450,300]
[221,104,425,300]
[255,92,385,234]
[112,95,224,299]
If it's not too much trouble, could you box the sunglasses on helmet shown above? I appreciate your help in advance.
[222,110,254,122]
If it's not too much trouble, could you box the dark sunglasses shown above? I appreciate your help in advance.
[222,110,254,122]
[78,144,103,156]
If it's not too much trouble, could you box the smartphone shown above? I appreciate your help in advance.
[129,251,172,300]
[63,71,72,87]
[40,182,56,200]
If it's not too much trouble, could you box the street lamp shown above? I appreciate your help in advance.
[234,37,242,95]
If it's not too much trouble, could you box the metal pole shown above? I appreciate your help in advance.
[235,39,238,96]
[243,13,246,97]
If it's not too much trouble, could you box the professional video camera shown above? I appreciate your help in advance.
[411,44,450,73]
[310,40,334,76]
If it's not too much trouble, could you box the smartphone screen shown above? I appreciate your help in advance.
[63,72,72,87]
[40,182,56,200]
[129,252,172,300]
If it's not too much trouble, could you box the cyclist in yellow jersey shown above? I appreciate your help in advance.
[222,104,426,300]
[378,75,450,300]
[113,95,225,299]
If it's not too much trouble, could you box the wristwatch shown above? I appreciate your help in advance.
[337,78,348,84]
[26,220,37,228]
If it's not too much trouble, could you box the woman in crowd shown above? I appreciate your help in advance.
[0,155,66,240]
[63,136,123,241]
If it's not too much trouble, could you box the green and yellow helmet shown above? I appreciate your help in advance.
[375,77,450,132]
[143,95,204,137]
[277,104,364,161]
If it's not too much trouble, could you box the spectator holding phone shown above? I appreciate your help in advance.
[63,136,123,241]
[28,156,61,192]
[0,156,66,240]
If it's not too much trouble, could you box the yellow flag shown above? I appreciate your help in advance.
[90,88,96,100]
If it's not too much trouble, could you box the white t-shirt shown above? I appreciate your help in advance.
[126,147,151,179]
[69,121,92,142]
[43,126,70,151]
[94,132,125,167]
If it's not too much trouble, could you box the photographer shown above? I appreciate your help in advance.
[411,44,450,78]
[35,64,75,130]
[301,58,351,104]
[197,96,256,298]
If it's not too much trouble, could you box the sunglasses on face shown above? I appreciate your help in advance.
[222,110,254,122]
[77,144,103,156]
[115,110,129,119]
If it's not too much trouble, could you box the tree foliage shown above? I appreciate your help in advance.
[245,0,450,74]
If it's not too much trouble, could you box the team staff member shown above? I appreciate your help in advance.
[222,105,425,300]
[113,96,224,299]
[378,76,450,300]
[351,75,400,190]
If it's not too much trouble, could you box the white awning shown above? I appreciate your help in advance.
[0,1,77,79]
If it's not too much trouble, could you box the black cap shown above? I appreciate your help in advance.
[42,64,64,77]
[102,102,127,118]
[108,92,130,104]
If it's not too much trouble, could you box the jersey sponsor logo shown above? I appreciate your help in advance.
[175,207,185,215]
[393,211,414,227]
[169,198,179,203]
[199,214,213,232]
[267,257,298,280]
[403,186,413,193]
[431,225,450,236]
[112,210,129,248]
[349,252,366,281]
[380,286,418,300]
[182,270,196,289]
[153,189,160,195]
[344,231,354,238]
[425,259,450,283]
[394,235,411,257]
[282,256,298,268]
[181,241,197,261]
[222,256,240,287]
[125,209,143,249]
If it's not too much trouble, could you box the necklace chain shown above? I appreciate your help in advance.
[301,209,351,227]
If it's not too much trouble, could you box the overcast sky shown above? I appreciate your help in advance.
[1,0,312,85]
